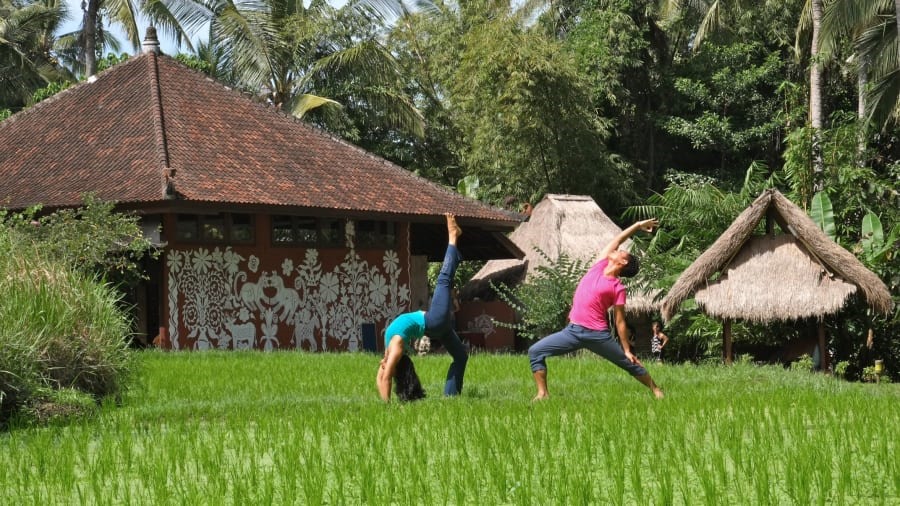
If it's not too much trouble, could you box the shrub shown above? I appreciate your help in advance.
[790,354,814,372]
[834,360,849,379]
[0,226,133,427]
[2,194,156,288]
[493,249,590,340]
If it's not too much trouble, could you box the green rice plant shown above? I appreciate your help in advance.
[0,352,898,504]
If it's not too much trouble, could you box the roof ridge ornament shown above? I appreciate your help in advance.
[142,26,161,55]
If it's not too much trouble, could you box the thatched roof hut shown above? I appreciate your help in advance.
[462,194,658,314]
[660,188,892,364]
[661,189,892,321]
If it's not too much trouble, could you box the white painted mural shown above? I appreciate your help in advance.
[166,221,410,351]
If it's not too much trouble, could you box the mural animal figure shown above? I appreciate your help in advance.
[226,321,257,350]
[238,271,277,313]
[268,275,301,324]
[292,310,319,351]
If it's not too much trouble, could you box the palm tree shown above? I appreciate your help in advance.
[168,0,424,136]
[0,0,71,109]
[656,0,743,52]
[75,0,194,76]
[810,0,823,183]
[820,0,900,130]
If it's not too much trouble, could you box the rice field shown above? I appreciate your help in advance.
[1,350,898,505]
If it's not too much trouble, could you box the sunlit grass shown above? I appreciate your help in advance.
[1,351,897,505]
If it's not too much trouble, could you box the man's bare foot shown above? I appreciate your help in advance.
[445,213,462,245]
[652,388,664,399]
[532,393,549,402]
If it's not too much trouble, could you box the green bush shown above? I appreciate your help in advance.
[790,354,814,372]
[493,250,590,340]
[0,226,133,427]
[2,194,155,287]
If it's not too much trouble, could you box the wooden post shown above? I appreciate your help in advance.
[723,319,733,365]
[818,321,829,373]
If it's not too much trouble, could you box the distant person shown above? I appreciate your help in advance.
[377,214,468,402]
[651,322,669,362]
[528,219,664,400]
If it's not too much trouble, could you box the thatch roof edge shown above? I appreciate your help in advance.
[768,191,892,315]
[660,190,773,321]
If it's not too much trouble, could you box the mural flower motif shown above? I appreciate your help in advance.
[330,304,355,344]
[319,272,340,303]
[192,248,213,274]
[248,255,260,273]
[167,250,183,274]
[369,272,389,306]
[383,250,400,275]
[295,250,321,289]
[282,258,294,277]
[222,248,243,275]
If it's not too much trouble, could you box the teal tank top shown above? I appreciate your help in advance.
[384,311,426,350]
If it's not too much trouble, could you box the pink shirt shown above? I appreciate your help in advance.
[568,259,626,331]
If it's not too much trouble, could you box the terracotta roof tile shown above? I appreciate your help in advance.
[0,53,520,227]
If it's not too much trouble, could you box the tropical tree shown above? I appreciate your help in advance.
[657,0,802,52]
[560,0,672,190]
[166,0,424,139]
[0,0,71,110]
[820,0,900,131]
[809,0,824,182]
[660,42,788,180]
[73,0,193,76]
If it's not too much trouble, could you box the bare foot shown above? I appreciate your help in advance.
[445,213,462,244]
[532,393,549,402]
[653,388,664,399]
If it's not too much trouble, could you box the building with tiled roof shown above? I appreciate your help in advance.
[0,28,523,352]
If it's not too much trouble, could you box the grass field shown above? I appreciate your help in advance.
[1,350,898,505]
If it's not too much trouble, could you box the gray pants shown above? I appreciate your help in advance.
[529,323,647,376]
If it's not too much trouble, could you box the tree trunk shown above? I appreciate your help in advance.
[895,0,900,39]
[858,54,869,161]
[858,56,868,121]
[810,0,824,191]
[82,0,101,76]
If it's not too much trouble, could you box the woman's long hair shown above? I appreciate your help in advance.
[394,355,426,402]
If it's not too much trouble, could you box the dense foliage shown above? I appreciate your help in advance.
[493,250,591,340]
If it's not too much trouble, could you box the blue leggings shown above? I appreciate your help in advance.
[529,323,647,376]
[424,244,467,396]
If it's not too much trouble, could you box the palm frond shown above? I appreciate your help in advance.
[864,67,900,131]
[100,0,141,49]
[350,0,438,26]
[357,85,425,138]
[793,0,811,61]
[212,5,278,90]
[140,0,197,52]
[307,39,399,86]
[289,93,342,117]
[692,0,720,51]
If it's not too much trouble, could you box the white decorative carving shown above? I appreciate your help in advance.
[467,312,496,338]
